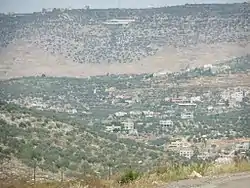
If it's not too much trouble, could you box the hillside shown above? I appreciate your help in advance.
[0,3,249,79]
[1,55,250,142]
[0,102,165,179]
[1,56,250,186]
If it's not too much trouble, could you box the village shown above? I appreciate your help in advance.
[101,83,250,163]
[0,3,250,187]
[1,60,250,166]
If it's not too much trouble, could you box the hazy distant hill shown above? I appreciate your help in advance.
[0,3,249,79]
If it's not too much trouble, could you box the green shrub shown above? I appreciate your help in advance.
[118,169,140,184]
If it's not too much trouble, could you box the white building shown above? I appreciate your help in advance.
[153,70,170,77]
[191,96,202,102]
[220,65,231,73]
[130,111,142,116]
[167,140,191,149]
[143,110,154,118]
[164,97,171,102]
[197,152,211,160]
[181,112,194,119]
[215,157,233,165]
[203,64,213,70]
[221,90,231,101]
[179,149,194,159]
[221,88,245,103]
[137,122,144,126]
[122,120,134,131]
[231,91,244,102]
[159,120,173,127]
[211,66,219,74]
[115,111,127,117]
[145,122,153,128]
[207,106,214,111]
[106,125,121,132]
[235,142,250,151]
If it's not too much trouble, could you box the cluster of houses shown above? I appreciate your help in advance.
[165,137,250,162]
[103,86,248,134]
[100,84,250,161]
[105,119,139,136]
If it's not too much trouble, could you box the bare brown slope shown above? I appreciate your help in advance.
[0,40,249,80]
[137,41,250,71]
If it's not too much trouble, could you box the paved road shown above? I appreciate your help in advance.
[217,176,250,188]
[161,172,250,188]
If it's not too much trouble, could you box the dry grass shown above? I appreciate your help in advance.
[1,161,250,188]
[0,176,108,188]
[111,161,250,188]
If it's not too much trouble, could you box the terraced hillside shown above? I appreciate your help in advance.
[0,3,249,79]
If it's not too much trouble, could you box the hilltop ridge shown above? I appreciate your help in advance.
[0,3,249,79]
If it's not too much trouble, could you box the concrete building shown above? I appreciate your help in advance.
[115,111,127,117]
[167,140,191,150]
[159,120,173,127]
[235,142,250,151]
[179,149,194,159]
[106,125,121,132]
[122,120,135,131]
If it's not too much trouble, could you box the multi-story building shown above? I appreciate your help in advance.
[159,120,173,127]
[231,91,244,102]
[122,120,135,131]
[235,142,250,151]
[179,149,194,159]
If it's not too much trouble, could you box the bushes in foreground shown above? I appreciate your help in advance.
[118,170,141,185]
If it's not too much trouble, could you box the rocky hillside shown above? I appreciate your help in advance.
[0,3,249,79]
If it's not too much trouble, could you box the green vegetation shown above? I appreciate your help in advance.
[168,55,250,81]
[194,108,250,138]
[0,102,164,177]
[118,170,141,185]
[229,55,250,73]
[0,55,250,188]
